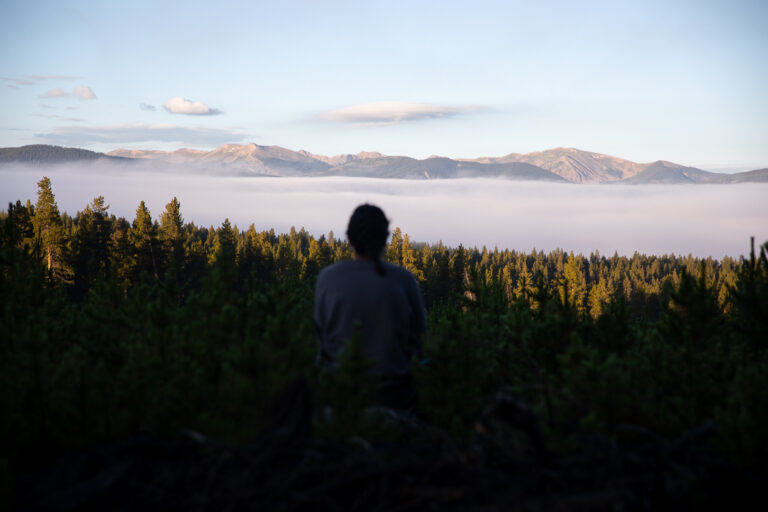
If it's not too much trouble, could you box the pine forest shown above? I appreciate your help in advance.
[2,176,767,509]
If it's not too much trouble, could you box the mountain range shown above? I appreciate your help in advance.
[2,144,766,184]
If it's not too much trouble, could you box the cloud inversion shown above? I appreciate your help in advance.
[73,85,96,100]
[35,123,247,146]
[163,97,221,115]
[0,172,764,259]
[319,101,483,124]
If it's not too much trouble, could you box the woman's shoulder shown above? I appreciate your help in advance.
[318,260,353,277]
[318,260,417,280]
[317,260,371,280]
[381,261,419,283]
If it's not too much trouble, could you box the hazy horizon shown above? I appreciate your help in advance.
[2,165,766,259]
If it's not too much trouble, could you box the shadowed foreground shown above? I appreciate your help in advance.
[16,379,758,511]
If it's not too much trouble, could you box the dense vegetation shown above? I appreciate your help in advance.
[2,177,767,507]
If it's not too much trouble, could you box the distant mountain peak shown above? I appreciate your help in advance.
[1,144,126,163]
[3,143,766,184]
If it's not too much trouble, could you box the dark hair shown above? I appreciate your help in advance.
[347,204,389,276]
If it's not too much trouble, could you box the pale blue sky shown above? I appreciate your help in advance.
[1,0,766,168]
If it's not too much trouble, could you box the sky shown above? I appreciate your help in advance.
[1,0,767,169]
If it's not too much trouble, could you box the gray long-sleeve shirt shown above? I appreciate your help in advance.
[314,259,426,377]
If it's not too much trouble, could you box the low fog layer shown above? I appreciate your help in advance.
[2,164,767,258]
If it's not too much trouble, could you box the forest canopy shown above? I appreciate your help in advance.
[2,176,767,508]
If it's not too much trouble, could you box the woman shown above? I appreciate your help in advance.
[314,204,426,410]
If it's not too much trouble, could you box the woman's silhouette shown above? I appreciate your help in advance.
[314,204,426,410]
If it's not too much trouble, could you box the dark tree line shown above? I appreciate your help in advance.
[1,176,767,500]
[4,178,741,314]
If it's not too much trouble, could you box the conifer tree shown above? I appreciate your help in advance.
[273,235,294,276]
[420,243,434,278]
[307,237,329,274]
[72,196,111,296]
[130,201,159,279]
[213,218,237,263]
[109,217,132,291]
[514,263,533,303]
[500,263,513,300]
[561,253,587,313]
[159,197,184,272]
[401,233,423,280]
[449,244,467,298]
[387,227,403,265]
[33,177,65,277]
[5,200,35,250]
[588,279,611,319]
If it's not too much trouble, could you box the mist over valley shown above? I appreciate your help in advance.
[2,164,766,259]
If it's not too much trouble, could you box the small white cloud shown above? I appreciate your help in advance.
[163,97,221,115]
[140,103,157,111]
[40,87,69,98]
[73,85,96,100]
[319,101,484,125]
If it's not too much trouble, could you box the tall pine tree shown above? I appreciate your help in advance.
[130,201,159,280]
[159,197,185,274]
[33,177,65,278]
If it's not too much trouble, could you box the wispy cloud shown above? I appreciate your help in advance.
[40,104,57,109]
[26,75,80,81]
[35,123,247,146]
[73,85,96,100]
[40,87,69,98]
[0,76,34,86]
[32,114,85,122]
[1,75,80,86]
[140,103,157,111]
[163,97,221,115]
[319,101,485,125]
